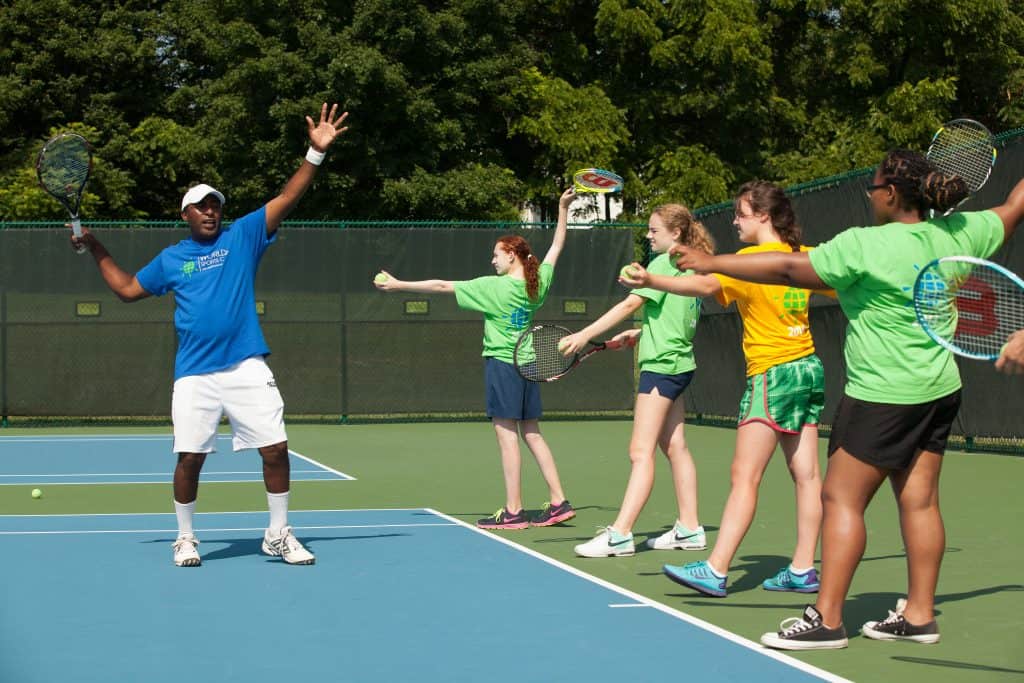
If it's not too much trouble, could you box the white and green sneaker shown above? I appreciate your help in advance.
[646,522,706,550]
[574,526,635,558]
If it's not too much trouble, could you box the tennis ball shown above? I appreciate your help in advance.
[374,272,388,284]
[31,488,42,499]
[620,265,639,279]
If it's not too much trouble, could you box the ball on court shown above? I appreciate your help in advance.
[620,265,638,279]
[374,272,388,284]
[31,488,42,499]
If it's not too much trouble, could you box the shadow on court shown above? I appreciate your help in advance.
[139,532,410,561]
[890,656,1024,676]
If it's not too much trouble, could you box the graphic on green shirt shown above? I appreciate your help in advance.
[504,306,531,330]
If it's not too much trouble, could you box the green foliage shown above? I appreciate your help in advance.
[0,0,1022,221]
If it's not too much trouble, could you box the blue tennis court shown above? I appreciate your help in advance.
[0,509,847,683]
[0,434,352,484]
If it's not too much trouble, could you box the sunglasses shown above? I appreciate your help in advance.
[865,182,890,198]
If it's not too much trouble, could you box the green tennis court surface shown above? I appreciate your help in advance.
[1,422,1021,682]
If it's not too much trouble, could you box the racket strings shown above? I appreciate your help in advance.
[928,123,995,192]
[38,138,91,200]
[517,327,574,381]
[922,262,1024,358]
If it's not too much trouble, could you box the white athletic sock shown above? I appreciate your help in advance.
[267,491,290,535]
[174,500,195,537]
[790,564,814,575]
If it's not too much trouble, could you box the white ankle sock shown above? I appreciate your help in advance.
[267,491,289,534]
[174,500,195,537]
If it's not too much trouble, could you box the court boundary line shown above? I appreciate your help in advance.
[0,433,355,482]
[425,507,853,683]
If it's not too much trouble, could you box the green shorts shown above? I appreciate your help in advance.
[738,354,825,434]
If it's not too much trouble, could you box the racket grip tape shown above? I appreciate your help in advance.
[71,218,86,254]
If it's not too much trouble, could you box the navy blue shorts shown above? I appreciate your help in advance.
[484,357,542,420]
[638,370,695,401]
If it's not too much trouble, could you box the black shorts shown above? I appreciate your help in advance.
[827,390,962,470]
[638,370,695,401]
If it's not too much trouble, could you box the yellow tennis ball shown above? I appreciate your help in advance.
[620,265,638,279]
[31,488,42,499]
[374,272,388,284]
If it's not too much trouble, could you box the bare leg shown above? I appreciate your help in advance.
[492,418,523,512]
[814,449,888,628]
[889,450,944,625]
[779,424,823,570]
[610,391,673,535]
[660,395,699,531]
[174,452,207,503]
[519,419,566,504]
[707,422,778,572]
[259,441,290,494]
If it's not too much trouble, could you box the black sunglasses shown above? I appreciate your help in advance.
[865,182,890,197]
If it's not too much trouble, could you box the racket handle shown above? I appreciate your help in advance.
[71,218,86,254]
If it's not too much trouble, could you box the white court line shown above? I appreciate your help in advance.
[0,433,355,481]
[0,470,328,477]
[0,522,456,536]
[1,507,427,518]
[424,507,852,683]
[608,603,648,608]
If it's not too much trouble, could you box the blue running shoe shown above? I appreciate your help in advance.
[762,566,820,593]
[663,560,727,597]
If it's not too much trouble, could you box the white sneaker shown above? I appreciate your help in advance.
[173,533,201,567]
[262,526,315,565]
[574,527,635,558]
[646,522,706,550]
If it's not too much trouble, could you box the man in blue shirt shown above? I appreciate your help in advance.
[73,103,349,567]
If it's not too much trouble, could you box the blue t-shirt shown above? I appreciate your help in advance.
[136,206,275,380]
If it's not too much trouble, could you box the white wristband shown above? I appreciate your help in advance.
[305,147,326,166]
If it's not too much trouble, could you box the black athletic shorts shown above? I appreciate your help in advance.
[827,390,962,470]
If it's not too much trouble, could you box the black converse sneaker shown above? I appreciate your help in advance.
[861,598,941,644]
[760,605,849,650]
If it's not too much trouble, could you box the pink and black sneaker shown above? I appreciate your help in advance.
[477,507,529,530]
[530,500,576,527]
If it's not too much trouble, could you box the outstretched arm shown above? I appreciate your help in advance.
[559,295,645,354]
[619,263,722,297]
[672,245,827,290]
[991,177,1024,242]
[542,187,575,266]
[264,103,350,236]
[373,271,455,294]
[73,229,150,303]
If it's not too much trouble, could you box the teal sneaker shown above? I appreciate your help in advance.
[762,566,820,593]
[663,560,728,597]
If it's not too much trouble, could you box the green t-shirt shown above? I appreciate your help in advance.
[629,253,701,374]
[809,210,1004,404]
[453,262,554,362]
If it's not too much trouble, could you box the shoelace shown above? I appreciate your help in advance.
[777,616,816,637]
[488,509,505,522]
[173,536,199,551]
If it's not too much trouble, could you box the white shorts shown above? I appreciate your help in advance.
[171,356,287,454]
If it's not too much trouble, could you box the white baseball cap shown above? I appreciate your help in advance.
[180,183,226,211]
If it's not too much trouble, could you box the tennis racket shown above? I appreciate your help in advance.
[572,168,624,194]
[913,256,1024,360]
[514,324,634,382]
[36,132,93,254]
[925,119,996,215]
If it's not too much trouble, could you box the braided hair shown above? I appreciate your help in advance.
[877,149,970,216]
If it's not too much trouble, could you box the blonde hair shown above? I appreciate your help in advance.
[651,204,715,255]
